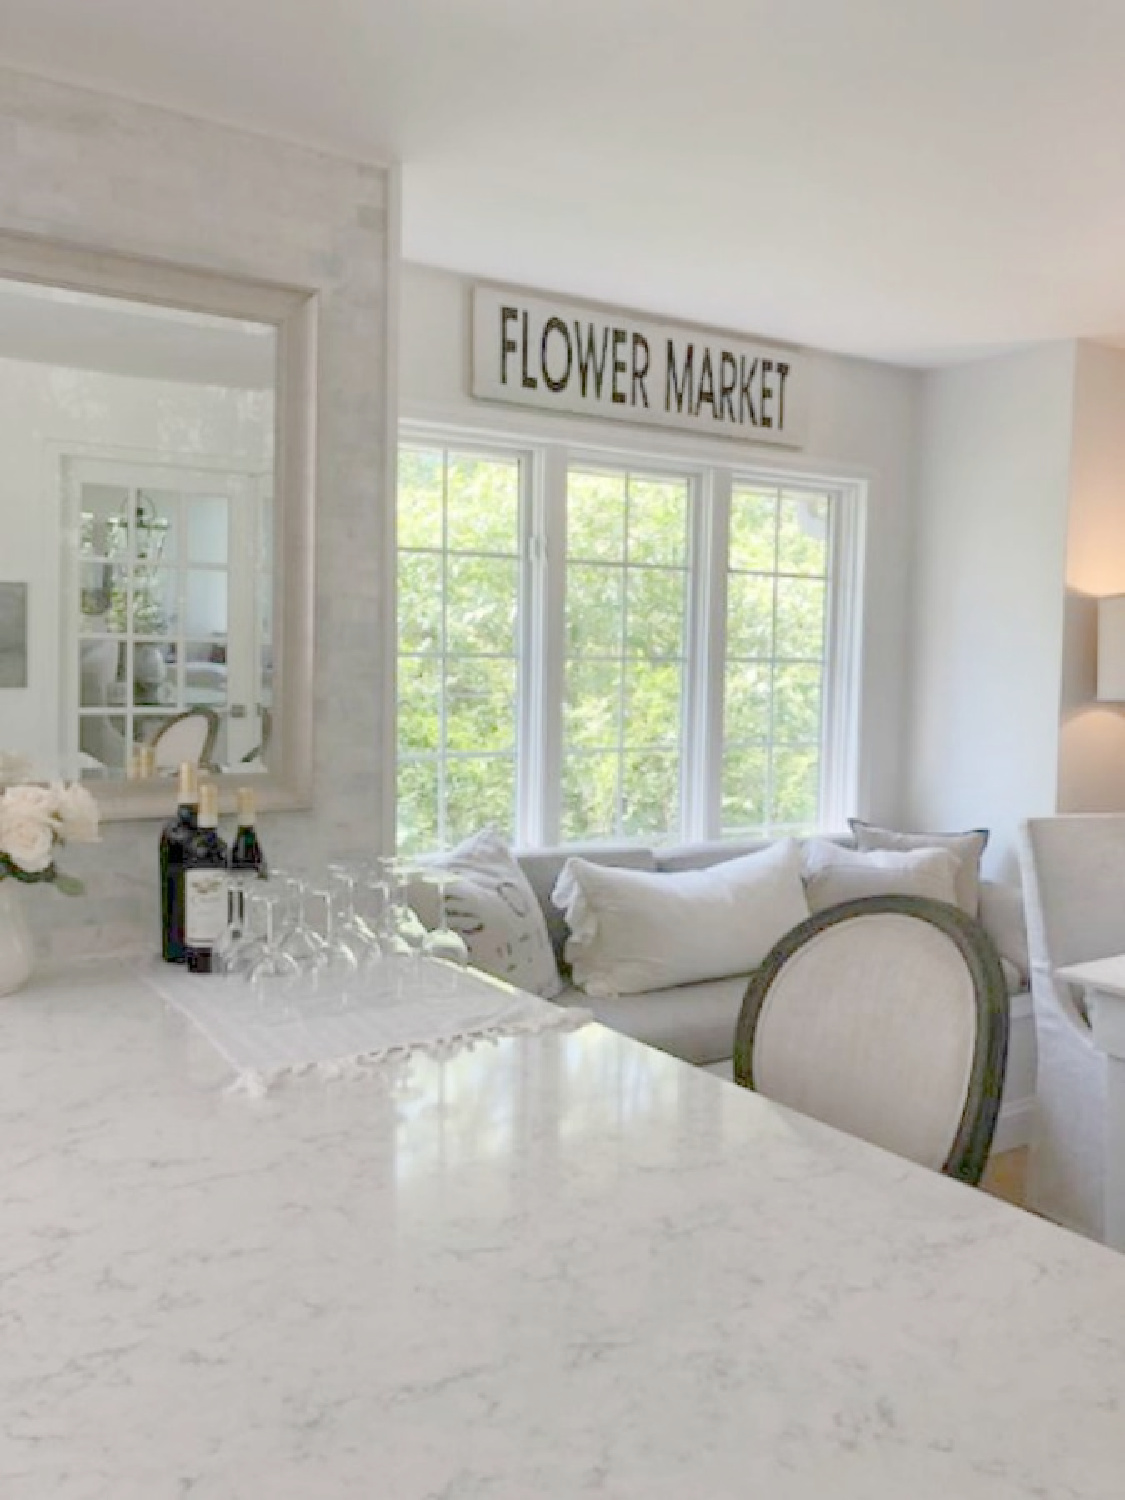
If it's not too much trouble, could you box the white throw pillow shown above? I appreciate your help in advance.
[551,838,810,998]
[411,830,562,999]
[801,838,960,914]
[848,819,988,916]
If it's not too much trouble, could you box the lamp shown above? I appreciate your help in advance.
[1097,595,1125,701]
[80,491,171,639]
[108,491,169,564]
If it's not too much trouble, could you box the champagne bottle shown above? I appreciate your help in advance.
[230,786,267,879]
[159,762,199,963]
[184,783,230,974]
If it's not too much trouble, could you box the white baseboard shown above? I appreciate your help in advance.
[993,1096,1034,1154]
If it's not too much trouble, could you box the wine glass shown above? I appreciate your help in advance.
[381,858,426,957]
[420,871,470,967]
[265,867,300,939]
[246,891,301,991]
[306,887,363,1005]
[215,882,266,981]
[357,862,420,1001]
[278,876,330,975]
[326,866,383,969]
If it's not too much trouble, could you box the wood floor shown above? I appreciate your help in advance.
[981,1147,1028,1208]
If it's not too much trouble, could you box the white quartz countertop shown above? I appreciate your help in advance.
[5,960,1125,1499]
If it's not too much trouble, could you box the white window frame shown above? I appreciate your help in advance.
[396,419,866,849]
[396,436,532,849]
[552,452,699,845]
[717,471,854,838]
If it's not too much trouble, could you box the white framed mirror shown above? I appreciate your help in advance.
[0,231,316,818]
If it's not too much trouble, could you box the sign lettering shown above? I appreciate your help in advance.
[472,286,804,447]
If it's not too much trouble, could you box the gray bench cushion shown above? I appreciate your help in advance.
[554,973,750,1067]
[654,839,773,873]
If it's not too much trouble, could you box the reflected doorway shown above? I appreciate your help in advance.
[63,456,272,776]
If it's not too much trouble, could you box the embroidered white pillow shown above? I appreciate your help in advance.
[801,839,960,914]
[411,830,562,999]
[551,839,809,998]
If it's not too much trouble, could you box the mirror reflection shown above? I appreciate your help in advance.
[0,276,276,781]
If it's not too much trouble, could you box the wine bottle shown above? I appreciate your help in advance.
[159,761,199,963]
[184,783,230,975]
[230,786,267,879]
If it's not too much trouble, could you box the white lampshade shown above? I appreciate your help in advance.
[1098,595,1125,701]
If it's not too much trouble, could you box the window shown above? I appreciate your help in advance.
[562,467,691,841]
[396,445,522,850]
[395,432,862,853]
[722,484,830,835]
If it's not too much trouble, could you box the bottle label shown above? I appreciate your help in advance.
[185,869,229,949]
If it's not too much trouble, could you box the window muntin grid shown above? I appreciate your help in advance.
[721,484,831,836]
[396,445,522,853]
[561,466,691,842]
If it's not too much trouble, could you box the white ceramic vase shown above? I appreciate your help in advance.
[0,881,34,996]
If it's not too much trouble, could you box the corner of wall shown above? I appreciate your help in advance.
[902,344,1078,874]
[1056,339,1125,815]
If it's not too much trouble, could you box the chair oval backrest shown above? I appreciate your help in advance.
[149,708,219,772]
[733,895,1009,1184]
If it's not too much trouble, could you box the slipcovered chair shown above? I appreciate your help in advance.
[733,895,1009,1184]
[1017,816,1124,1240]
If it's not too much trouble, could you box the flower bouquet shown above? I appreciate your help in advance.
[0,753,100,895]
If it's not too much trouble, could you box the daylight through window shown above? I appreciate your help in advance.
[395,436,860,854]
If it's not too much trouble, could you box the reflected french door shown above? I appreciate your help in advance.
[60,455,270,774]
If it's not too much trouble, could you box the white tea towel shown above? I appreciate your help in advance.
[145,958,589,1092]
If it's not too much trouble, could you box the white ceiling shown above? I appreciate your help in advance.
[4,0,1125,366]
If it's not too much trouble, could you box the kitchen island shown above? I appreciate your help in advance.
[3,958,1124,1499]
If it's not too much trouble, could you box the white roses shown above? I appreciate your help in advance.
[0,793,55,874]
[0,776,100,891]
[52,784,101,845]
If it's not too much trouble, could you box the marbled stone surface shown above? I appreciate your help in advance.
[3,960,1125,1499]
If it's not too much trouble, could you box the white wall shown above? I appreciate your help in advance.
[1057,341,1125,813]
[905,344,1077,878]
[0,68,393,956]
[0,355,271,762]
[399,262,922,828]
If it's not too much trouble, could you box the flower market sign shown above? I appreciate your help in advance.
[470,285,806,447]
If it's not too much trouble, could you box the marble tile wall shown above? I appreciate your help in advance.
[0,68,392,956]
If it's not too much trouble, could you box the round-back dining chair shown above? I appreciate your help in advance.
[733,895,1009,1184]
[147,707,220,773]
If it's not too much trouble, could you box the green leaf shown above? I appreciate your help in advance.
[1,858,56,885]
[53,872,86,897]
